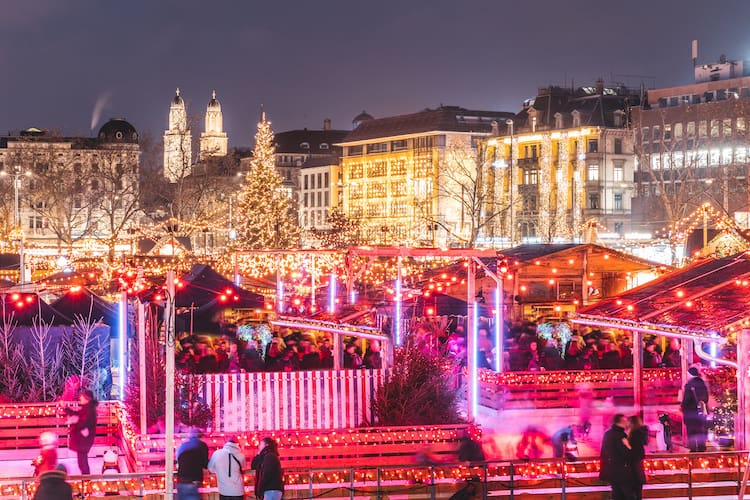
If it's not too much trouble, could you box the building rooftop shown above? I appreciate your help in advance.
[340,106,514,144]
[274,129,348,154]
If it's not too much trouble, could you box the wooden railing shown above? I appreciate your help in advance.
[478,368,683,410]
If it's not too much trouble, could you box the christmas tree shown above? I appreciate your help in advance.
[311,207,362,249]
[235,110,300,249]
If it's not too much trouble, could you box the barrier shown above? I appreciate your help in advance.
[0,452,746,499]
[200,369,386,432]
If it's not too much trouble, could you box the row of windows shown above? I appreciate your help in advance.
[655,87,750,108]
[647,147,748,169]
[519,138,623,159]
[300,210,328,227]
[345,136,447,156]
[347,159,411,179]
[303,172,330,190]
[642,118,746,143]
[303,191,330,208]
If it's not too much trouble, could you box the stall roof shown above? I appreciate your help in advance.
[0,292,72,326]
[51,288,118,327]
[576,252,750,337]
[175,264,264,309]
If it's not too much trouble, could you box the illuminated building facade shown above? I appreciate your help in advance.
[0,119,140,250]
[338,106,513,246]
[631,53,750,234]
[484,81,638,245]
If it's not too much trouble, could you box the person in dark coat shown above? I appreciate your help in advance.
[33,464,72,500]
[63,389,97,475]
[628,414,649,500]
[362,340,383,369]
[343,342,362,369]
[252,437,284,500]
[681,366,709,452]
[662,338,682,368]
[176,428,209,500]
[599,414,633,500]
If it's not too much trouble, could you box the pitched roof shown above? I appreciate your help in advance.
[274,129,349,154]
[576,253,750,337]
[340,106,514,143]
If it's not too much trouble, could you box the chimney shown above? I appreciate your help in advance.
[595,78,605,94]
[323,118,331,131]
[490,120,499,135]
[692,39,698,67]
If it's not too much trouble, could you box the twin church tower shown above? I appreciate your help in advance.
[163,88,228,182]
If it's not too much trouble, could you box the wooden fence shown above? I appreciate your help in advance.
[478,368,683,410]
[200,369,386,432]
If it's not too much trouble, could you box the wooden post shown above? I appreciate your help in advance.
[333,332,341,370]
[632,330,643,417]
[137,301,147,435]
[165,271,176,500]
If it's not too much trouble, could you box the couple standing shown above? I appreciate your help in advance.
[599,413,649,500]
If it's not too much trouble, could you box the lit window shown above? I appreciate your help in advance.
[587,164,599,181]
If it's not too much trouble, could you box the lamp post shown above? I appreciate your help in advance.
[1,165,31,283]
[505,119,515,246]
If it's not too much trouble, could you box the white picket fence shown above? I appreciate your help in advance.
[200,369,386,432]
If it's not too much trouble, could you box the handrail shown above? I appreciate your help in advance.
[2,451,747,498]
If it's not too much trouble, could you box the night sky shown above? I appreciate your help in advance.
[2,1,749,147]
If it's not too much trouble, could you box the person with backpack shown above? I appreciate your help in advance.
[209,437,247,499]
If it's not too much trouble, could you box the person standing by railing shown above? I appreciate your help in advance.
[252,437,284,500]
[681,366,709,452]
[63,389,97,475]
[176,428,209,500]
[628,415,649,500]
[209,437,246,500]
[599,414,633,500]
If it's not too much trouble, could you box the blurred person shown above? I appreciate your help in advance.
[63,388,98,475]
[598,338,621,369]
[599,414,632,500]
[209,436,246,500]
[32,432,59,477]
[33,463,72,500]
[363,340,383,369]
[319,337,334,368]
[526,340,542,371]
[663,338,682,368]
[343,342,363,369]
[176,428,209,500]
[563,334,584,370]
[628,415,649,500]
[643,342,662,368]
[681,366,709,452]
[541,337,564,371]
[551,425,577,460]
[619,335,634,368]
[580,345,599,370]
[299,336,321,370]
[252,437,284,500]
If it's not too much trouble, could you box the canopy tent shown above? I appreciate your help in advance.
[573,252,750,448]
[0,292,72,326]
[575,252,750,339]
[51,288,119,329]
[173,264,264,309]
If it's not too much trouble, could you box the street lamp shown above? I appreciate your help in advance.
[0,165,31,283]
[505,119,515,246]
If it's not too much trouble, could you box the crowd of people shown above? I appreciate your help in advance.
[175,329,383,375]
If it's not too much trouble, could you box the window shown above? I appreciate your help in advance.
[304,193,308,208]
[588,139,598,153]
[687,121,696,138]
[723,118,732,137]
[711,119,720,138]
[692,94,701,104]
[91,179,99,190]
[317,192,322,206]
[324,172,329,186]
[347,146,363,156]
[74,197,82,209]
[669,97,679,107]
[613,164,624,182]
[674,123,683,139]
[704,91,714,102]
[300,142,310,150]
[614,138,623,154]
[588,193,600,210]
[523,169,538,184]
[738,117,747,135]
[317,173,322,187]
[310,175,315,189]
[366,142,388,154]
[613,193,623,210]
[663,124,672,140]
[324,191,329,207]
[652,126,661,142]
[304,175,309,190]
[29,215,44,230]
[699,121,708,138]
[391,139,408,151]
[319,143,329,150]
[587,164,599,181]
[641,127,649,143]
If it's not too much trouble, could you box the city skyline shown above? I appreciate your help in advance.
[2,0,750,145]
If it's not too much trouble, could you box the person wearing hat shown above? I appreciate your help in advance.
[63,388,98,475]
[33,463,72,500]
[176,428,209,499]
[208,437,247,499]
[681,366,709,452]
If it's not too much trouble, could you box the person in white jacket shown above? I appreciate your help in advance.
[208,437,247,499]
